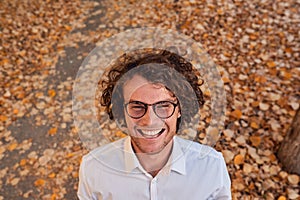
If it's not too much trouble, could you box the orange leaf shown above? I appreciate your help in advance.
[234,154,244,165]
[250,135,261,147]
[48,173,56,178]
[8,142,18,151]
[250,122,259,129]
[278,196,286,200]
[48,89,56,97]
[0,115,8,122]
[248,182,255,190]
[267,61,276,68]
[34,179,45,187]
[231,109,242,119]
[222,77,230,83]
[64,25,72,31]
[13,109,19,115]
[251,101,260,107]
[20,159,27,166]
[115,131,127,138]
[51,194,57,200]
[48,127,57,136]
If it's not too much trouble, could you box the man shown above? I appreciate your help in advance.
[78,49,231,199]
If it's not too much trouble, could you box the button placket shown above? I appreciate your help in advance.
[150,177,158,200]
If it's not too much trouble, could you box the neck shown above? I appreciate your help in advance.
[134,140,173,177]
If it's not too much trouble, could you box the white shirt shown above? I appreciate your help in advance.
[78,136,231,200]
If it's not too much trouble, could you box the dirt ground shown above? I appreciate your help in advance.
[0,0,299,199]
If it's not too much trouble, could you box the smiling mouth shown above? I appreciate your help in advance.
[137,128,165,138]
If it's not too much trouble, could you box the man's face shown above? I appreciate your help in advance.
[123,75,181,154]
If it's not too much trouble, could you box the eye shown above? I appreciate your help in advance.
[156,102,173,109]
[127,102,146,115]
[130,105,145,110]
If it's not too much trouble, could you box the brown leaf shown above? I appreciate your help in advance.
[287,174,299,185]
[222,150,234,164]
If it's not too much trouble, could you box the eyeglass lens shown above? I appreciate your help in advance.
[126,101,177,119]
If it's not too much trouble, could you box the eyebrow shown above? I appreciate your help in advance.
[127,98,178,104]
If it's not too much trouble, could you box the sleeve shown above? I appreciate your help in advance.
[214,156,232,200]
[77,156,93,200]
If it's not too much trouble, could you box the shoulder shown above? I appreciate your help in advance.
[175,136,224,161]
[81,137,128,168]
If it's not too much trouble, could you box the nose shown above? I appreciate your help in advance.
[139,106,160,126]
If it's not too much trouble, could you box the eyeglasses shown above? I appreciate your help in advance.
[124,101,178,119]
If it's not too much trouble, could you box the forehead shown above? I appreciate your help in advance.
[122,75,175,102]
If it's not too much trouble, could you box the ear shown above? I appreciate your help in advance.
[177,111,181,118]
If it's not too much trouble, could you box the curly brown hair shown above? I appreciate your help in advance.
[99,48,204,131]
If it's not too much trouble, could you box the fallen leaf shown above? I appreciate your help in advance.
[267,61,276,68]
[249,135,261,147]
[48,89,56,97]
[234,154,244,165]
[10,178,20,186]
[287,174,299,185]
[34,179,45,187]
[277,196,286,200]
[222,150,234,164]
[259,102,270,111]
[231,109,242,119]
[250,122,259,129]
[48,127,57,136]
[8,142,18,151]
[20,159,27,166]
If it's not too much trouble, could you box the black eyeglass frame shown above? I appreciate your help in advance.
[124,100,179,119]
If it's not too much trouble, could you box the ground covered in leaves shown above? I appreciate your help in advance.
[0,0,299,199]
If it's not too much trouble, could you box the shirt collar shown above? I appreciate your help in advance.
[167,136,186,175]
[123,136,186,175]
[124,136,140,173]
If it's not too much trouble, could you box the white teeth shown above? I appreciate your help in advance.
[141,130,161,136]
